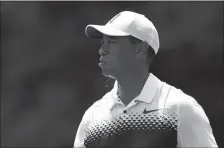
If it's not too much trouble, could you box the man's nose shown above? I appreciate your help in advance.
[99,47,108,56]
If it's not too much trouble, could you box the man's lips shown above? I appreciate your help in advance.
[99,57,107,63]
[99,57,106,67]
[98,63,104,67]
[98,62,106,67]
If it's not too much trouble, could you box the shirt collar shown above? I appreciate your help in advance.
[110,73,161,104]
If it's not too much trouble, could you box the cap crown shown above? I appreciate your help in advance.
[106,11,159,53]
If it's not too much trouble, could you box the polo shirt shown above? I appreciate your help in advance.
[74,73,218,147]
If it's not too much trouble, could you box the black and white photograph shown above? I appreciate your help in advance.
[1,1,223,148]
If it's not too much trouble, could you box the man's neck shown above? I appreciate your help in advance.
[116,72,149,106]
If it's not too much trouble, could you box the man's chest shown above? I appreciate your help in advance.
[84,101,179,147]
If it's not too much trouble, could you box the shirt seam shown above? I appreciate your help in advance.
[162,84,171,116]
[177,92,184,147]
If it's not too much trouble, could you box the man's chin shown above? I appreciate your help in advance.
[102,70,111,77]
[101,68,116,79]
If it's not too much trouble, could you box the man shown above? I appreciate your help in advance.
[74,11,218,147]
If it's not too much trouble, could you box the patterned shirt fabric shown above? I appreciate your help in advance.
[74,73,218,147]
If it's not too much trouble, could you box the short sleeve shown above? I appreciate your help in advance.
[73,92,113,147]
[177,96,218,147]
[73,111,91,148]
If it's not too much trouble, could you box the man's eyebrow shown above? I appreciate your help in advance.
[107,36,117,40]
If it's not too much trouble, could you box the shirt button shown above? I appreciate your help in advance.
[123,110,127,114]
[134,100,137,102]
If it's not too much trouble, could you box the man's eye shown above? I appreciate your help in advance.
[108,40,115,44]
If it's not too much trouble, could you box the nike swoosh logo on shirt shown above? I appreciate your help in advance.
[143,108,163,114]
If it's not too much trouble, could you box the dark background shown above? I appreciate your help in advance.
[1,1,223,147]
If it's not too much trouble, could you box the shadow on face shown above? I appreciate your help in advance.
[98,35,139,79]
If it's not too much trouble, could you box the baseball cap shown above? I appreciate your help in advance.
[85,11,160,54]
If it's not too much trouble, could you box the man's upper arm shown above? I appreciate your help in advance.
[177,96,218,147]
[73,93,110,147]
[74,110,91,148]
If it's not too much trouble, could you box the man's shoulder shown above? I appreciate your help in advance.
[84,91,112,115]
[161,82,199,110]
[164,82,195,101]
[164,82,203,118]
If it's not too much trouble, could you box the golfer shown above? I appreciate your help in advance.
[74,11,218,147]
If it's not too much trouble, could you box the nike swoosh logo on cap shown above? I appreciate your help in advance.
[143,108,163,114]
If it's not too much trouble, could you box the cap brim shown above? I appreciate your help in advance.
[85,25,129,39]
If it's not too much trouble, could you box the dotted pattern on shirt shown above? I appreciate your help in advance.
[84,111,178,147]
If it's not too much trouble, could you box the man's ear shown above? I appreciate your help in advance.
[136,41,149,58]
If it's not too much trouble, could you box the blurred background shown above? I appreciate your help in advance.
[1,1,223,147]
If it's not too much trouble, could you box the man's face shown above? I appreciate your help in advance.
[98,35,137,79]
